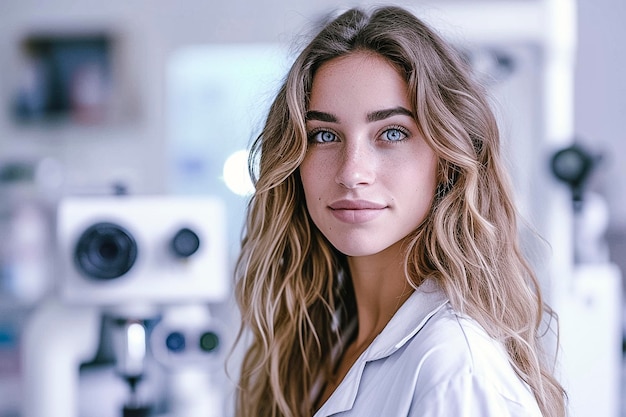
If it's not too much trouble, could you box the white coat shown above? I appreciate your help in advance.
[313,279,543,417]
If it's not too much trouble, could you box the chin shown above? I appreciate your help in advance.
[327,234,409,259]
[331,242,389,258]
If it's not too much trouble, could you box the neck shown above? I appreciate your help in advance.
[347,239,414,348]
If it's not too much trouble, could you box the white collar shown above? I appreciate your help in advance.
[315,278,449,416]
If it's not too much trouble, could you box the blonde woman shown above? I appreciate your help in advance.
[234,5,566,417]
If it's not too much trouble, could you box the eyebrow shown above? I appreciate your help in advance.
[305,106,413,123]
[305,110,338,122]
[366,106,413,122]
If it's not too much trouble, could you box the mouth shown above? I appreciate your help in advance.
[328,199,387,210]
[328,199,387,223]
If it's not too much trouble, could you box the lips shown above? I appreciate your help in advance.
[329,199,387,210]
[328,199,387,223]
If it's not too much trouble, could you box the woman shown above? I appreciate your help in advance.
[234,5,566,417]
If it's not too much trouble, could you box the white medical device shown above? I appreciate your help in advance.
[22,195,229,417]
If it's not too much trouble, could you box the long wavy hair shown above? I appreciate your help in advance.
[234,6,566,417]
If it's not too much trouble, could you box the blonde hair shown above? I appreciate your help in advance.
[234,6,566,417]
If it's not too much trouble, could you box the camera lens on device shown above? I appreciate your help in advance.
[74,222,137,279]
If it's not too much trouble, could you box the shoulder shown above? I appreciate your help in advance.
[317,299,542,417]
[399,304,541,415]
[411,303,508,376]
[388,304,506,383]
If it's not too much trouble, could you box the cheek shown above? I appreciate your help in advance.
[299,158,322,212]
[420,161,438,194]
[299,159,315,196]
[299,153,331,196]
[398,153,438,202]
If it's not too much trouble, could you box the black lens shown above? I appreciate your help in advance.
[74,222,137,280]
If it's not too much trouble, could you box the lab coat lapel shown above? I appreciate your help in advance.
[314,278,449,416]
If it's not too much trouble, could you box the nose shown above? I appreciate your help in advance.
[335,141,375,188]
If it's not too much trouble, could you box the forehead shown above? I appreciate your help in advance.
[309,51,411,112]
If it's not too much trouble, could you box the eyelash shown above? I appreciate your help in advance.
[306,125,411,144]
[307,128,339,144]
[381,125,409,143]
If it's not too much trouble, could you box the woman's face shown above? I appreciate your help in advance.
[300,51,438,258]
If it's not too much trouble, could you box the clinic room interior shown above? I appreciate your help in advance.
[0,0,624,416]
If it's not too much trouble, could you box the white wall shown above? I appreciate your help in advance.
[575,0,626,230]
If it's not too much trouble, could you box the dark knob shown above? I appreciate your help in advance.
[170,227,200,258]
[165,331,186,353]
[551,144,594,189]
[199,331,220,353]
[122,405,152,417]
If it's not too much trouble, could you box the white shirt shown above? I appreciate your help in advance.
[314,279,543,417]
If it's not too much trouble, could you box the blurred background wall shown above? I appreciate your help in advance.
[575,0,626,275]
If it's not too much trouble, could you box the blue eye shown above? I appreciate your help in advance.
[310,130,337,143]
[383,128,406,142]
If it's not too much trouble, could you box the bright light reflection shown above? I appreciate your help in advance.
[223,149,254,196]
[127,322,146,361]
